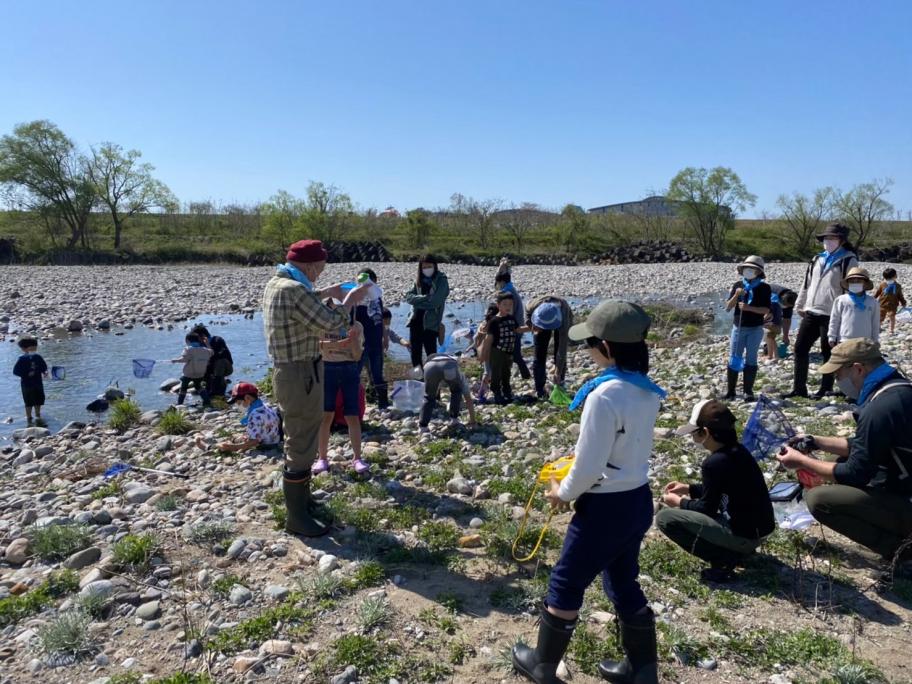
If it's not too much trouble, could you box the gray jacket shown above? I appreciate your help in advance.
[796,252,858,316]
[179,346,212,379]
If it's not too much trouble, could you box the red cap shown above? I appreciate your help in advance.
[228,382,259,403]
[286,239,328,263]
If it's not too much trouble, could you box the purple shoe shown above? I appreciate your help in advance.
[352,459,371,476]
[311,458,330,476]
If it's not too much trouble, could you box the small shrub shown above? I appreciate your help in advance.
[0,570,78,627]
[187,520,234,547]
[27,524,94,561]
[264,490,287,531]
[348,561,386,590]
[112,533,159,571]
[92,481,122,500]
[109,398,142,432]
[357,595,390,631]
[211,574,244,598]
[417,520,460,552]
[150,674,214,684]
[36,610,93,659]
[76,591,108,619]
[302,573,344,601]
[155,494,179,512]
[158,410,195,435]
[435,591,464,613]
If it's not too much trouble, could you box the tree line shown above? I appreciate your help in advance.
[0,121,901,258]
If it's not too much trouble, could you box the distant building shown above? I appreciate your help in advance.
[379,206,400,218]
[588,195,681,217]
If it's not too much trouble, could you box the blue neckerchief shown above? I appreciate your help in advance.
[740,277,763,305]
[500,282,517,295]
[276,262,314,291]
[568,367,667,412]
[885,282,897,295]
[770,292,780,305]
[859,364,899,406]
[848,291,867,310]
[240,398,264,426]
[818,247,847,274]
[189,342,204,348]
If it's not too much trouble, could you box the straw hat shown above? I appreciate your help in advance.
[841,266,874,291]
[736,255,766,276]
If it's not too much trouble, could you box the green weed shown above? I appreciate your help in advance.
[109,398,142,432]
[26,524,93,562]
[206,594,313,655]
[158,410,195,435]
[417,520,460,552]
[36,610,93,659]
[0,570,79,627]
[357,595,391,631]
[263,489,287,530]
[567,624,623,676]
[211,574,244,598]
[186,520,234,547]
[92,480,122,500]
[111,533,159,571]
[155,494,179,511]
[348,561,386,590]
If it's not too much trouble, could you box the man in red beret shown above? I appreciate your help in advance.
[263,239,369,536]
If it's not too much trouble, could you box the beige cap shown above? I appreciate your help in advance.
[841,266,874,291]
[737,255,766,276]
[819,338,883,374]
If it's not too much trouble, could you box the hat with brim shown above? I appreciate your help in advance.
[841,266,874,291]
[819,338,883,374]
[532,302,563,330]
[675,399,736,436]
[736,255,765,276]
[568,300,651,343]
[227,381,259,404]
[815,224,850,241]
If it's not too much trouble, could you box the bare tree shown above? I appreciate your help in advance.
[449,193,503,249]
[834,178,894,248]
[776,187,834,258]
[498,202,542,251]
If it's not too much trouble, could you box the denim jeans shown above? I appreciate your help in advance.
[729,325,764,370]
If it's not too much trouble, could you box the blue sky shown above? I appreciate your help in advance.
[2,0,910,216]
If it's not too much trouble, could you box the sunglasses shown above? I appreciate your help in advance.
[585,337,603,349]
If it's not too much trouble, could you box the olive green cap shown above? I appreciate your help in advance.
[568,300,651,343]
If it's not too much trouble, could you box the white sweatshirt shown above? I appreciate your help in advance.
[558,378,661,501]
[828,294,880,344]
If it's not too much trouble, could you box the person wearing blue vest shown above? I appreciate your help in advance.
[513,300,663,684]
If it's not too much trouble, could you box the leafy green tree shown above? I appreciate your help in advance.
[776,187,834,258]
[0,120,96,248]
[834,178,894,248]
[666,166,756,257]
[402,208,436,249]
[87,143,177,249]
[260,190,307,249]
[449,193,502,249]
[304,181,354,243]
[557,204,589,253]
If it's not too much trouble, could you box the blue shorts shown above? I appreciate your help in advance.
[323,361,360,415]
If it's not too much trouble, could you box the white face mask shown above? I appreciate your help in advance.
[886,279,895,285]
[741,267,757,280]
[421,268,435,278]
[837,374,860,400]
[823,238,840,254]
[848,283,865,294]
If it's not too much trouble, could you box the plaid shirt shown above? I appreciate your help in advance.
[262,271,349,363]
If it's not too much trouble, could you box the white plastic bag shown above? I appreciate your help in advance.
[774,500,815,531]
[391,380,425,412]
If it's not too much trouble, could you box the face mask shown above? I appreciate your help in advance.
[742,267,757,280]
[837,374,859,400]
[422,268,434,278]
[823,238,840,254]
[692,431,709,450]
[848,283,864,294]
[886,279,895,285]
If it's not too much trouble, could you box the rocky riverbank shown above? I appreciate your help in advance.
[2,308,912,682]
[3,262,912,337]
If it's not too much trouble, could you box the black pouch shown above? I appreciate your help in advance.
[768,481,802,502]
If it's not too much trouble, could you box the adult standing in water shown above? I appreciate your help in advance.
[787,224,858,399]
[512,300,664,684]
[262,239,368,537]
[404,254,449,368]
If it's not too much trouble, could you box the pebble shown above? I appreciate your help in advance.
[331,665,359,684]
[264,585,290,601]
[80,580,116,599]
[135,600,161,620]
[63,546,102,570]
[4,537,29,565]
[123,483,156,504]
[226,538,246,559]
[318,554,339,575]
[259,639,294,656]
[228,585,253,605]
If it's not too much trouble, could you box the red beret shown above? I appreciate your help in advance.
[286,239,328,263]
[227,381,259,403]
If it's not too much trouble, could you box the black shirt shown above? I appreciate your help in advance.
[683,443,776,539]
[488,315,517,353]
[13,353,48,388]
[730,280,772,328]
[835,371,912,496]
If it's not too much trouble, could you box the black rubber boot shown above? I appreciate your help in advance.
[815,371,835,398]
[597,608,658,684]
[377,386,390,410]
[742,365,758,402]
[724,368,738,400]
[283,471,329,537]
[786,356,810,398]
[512,604,577,684]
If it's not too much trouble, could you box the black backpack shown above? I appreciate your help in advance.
[802,252,856,292]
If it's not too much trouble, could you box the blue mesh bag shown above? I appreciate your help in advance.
[742,394,796,461]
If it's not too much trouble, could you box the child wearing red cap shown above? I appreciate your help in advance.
[215,382,282,452]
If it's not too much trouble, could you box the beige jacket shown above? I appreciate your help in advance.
[796,252,859,316]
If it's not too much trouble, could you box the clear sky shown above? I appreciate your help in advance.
[2,0,910,216]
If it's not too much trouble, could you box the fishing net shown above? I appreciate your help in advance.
[742,394,796,461]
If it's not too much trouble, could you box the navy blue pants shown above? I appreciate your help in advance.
[358,343,386,394]
[547,485,653,619]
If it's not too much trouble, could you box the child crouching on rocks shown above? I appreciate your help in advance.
[513,300,665,684]
[212,382,282,453]
[657,399,775,583]
[418,353,477,429]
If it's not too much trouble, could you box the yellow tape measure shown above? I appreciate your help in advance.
[512,455,575,563]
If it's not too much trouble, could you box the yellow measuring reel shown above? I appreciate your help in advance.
[511,455,575,562]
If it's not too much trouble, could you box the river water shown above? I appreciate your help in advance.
[1,292,765,443]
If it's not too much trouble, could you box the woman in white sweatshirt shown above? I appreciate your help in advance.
[828,267,880,347]
[512,300,664,684]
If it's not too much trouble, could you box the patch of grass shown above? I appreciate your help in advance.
[417,520,460,552]
[448,638,476,665]
[0,570,79,627]
[186,520,234,547]
[357,595,391,631]
[109,398,142,432]
[36,610,94,659]
[206,594,313,655]
[328,496,382,533]
[158,410,195,435]
[658,621,710,665]
[818,663,888,684]
[419,606,459,635]
[92,480,122,500]
[347,561,386,590]
[698,605,731,631]
[150,674,214,684]
[257,367,274,398]
[211,574,244,598]
[414,439,460,462]
[263,489,287,530]
[155,494,179,511]
[108,674,143,684]
[721,627,846,670]
[302,573,345,601]
[435,591,464,613]
[26,523,94,561]
[638,538,709,600]
[111,533,159,571]
[481,508,561,562]
[383,504,428,530]
[76,591,108,619]
[567,624,623,676]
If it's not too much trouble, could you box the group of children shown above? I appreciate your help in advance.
[171,324,235,407]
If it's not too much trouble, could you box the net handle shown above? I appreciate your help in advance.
[512,484,555,563]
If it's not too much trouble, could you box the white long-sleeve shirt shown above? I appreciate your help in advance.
[558,378,661,501]
[828,294,880,344]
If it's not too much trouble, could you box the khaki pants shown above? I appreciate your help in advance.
[805,485,912,559]
[274,359,323,473]
[656,507,761,566]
